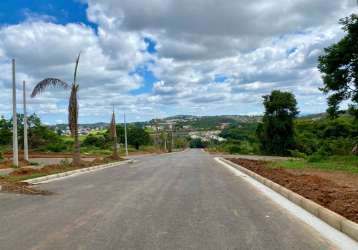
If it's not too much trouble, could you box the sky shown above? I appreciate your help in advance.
[0,0,357,124]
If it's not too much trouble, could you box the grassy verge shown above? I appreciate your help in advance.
[270,155,358,173]
[0,157,124,184]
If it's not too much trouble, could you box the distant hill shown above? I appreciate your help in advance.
[52,112,333,131]
[51,122,109,130]
[299,113,327,120]
[148,115,262,130]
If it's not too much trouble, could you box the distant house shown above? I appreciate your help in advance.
[220,123,230,129]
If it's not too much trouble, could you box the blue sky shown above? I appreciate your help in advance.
[0,0,356,124]
[0,0,90,26]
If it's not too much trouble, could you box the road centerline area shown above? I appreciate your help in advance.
[0,149,341,250]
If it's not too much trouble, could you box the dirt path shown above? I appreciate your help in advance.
[228,158,358,223]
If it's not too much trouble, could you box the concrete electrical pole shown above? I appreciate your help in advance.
[23,80,29,161]
[12,59,19,167]
[171,124,175,151]
[124,112,128,156]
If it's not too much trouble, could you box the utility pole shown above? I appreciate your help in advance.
[171,123,175,151]
[23,80,29,161]
[164,132,167,152]
[12,59,18,167]
[124,112,128,156]
[155,118,159,148]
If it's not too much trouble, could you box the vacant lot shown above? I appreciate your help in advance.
[228,158,358,223]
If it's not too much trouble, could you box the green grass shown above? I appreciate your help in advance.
[5,173,48,182]
[81,146,112,156]
[270,155,358,173]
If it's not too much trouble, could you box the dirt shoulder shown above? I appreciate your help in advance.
[0,157,124,195]
[228,158,358,223]
[3,151,97,159]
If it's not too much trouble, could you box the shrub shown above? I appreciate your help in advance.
[82,134,108,149]
[46,142,67,152]
[226,144,241,154]
[289,149,307,159]
[307,148,329,162]
[60,159,71,167]
[189,138,207,148]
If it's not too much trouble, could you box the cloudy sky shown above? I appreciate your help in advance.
[0,0,357,124]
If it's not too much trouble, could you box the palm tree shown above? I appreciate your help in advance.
[109,110,120,160]
[31,53,81,166]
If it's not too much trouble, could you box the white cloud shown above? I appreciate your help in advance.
[0,0,357,123]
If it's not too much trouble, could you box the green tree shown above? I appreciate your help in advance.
[257,90,299,156]
[0,116,12,145]
[318,14,358,119]
[127,125,150,150]
[82,134,108,149]
[189,138,207,148]
[115,125,125,144]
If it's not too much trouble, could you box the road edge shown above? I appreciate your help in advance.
[21,159,134,185]
[215,157,358,246]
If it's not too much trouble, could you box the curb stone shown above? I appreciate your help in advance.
[220,158,358,243]
[22,159,134,185]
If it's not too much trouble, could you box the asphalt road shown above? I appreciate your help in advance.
[0,149,335,250]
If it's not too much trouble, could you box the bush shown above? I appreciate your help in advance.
[307,148,329,162]
[60,159,71,167]
[45,142,67,152]
[288,149,307,159]
[82,134,108,149]
[226,144,241,154]
[189,138,207,148]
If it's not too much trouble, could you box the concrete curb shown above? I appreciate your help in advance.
[22,159,134,185]
[220,158,358,243]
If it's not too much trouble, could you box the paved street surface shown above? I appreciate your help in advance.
[0,149,335,250]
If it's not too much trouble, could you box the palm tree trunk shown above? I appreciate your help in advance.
[112,136,119,160]
[73,127,81,166]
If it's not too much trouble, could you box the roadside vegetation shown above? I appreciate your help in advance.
[0,114,154,159]
[271,156,358,173]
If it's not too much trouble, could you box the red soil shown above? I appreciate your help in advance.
[229,158,358,223]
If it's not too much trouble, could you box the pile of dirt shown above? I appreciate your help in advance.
[229,158,358,223]
[0,159,30,169]
[0,178,51,195]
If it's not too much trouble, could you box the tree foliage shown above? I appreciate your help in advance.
[189,138,207,148]
[257,90,298,156]
[0,116,12,145]
[127,125,150,150]
[0,114,66,151]
[318,14,358,119]
[295,114,357,156]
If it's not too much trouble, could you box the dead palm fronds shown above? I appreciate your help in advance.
[109,110,119,160]
[31,53,81,166]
